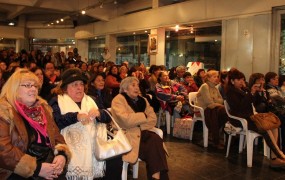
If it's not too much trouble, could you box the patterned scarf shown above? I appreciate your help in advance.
[15,100,49,145]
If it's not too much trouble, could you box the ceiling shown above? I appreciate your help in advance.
[0,0,189,28]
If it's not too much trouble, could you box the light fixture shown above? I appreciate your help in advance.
[133,32,136,35]
[145,30,148,33]
[175,25,179,32]
[8,22,15,26]
[81,10,86,15]
[190,26,194,34]
[114,0,117,4]
[47,24,50,26]
[60,18,64,22]
[94,37,97,39]
[51,22,54,25]
[56,20,59,23]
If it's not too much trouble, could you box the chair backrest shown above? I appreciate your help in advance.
[188,92,204,119]
[224,100,248,130]
[188,92,198,107]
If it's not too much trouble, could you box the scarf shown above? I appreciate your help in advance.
[15,100,49,145]
[58,93,105,180]
[121,92,146,113]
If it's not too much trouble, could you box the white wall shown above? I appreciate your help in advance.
[221,14,271,78]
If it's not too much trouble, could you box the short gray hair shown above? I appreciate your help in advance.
[176,65,186,72]
[119,76,139,93]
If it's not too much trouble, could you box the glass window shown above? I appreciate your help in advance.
[279,14,285,75]
[88,37,106,64]
[165,26,221,71]
[116,34,149,67]
[30,38,75,54]
[0,38,16,50]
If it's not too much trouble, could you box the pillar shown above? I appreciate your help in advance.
[77,39,89,63]
[150,27,165,66]
[105,34,117,63]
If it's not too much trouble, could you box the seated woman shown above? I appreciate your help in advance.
[265,72,285,152]
[49,68,116,179]
[196,70,228,149]
[0,69,70,179]
[226,69,285,168]
[105,65,120,98]
[156,71,190,118]
[30,67,54,101]
[111,77,169,180]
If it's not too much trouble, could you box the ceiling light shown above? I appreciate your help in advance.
[8,22,15,26]
[175,25,179,32]
[133,32,136,35]
[81,10,86,15]
[60,18,64,22]
[47,24,50,26]
[114,0,117,4]
[94,37,97,39]
[56,20,59,23]
[51,22,54,25]
[145,30,148,33]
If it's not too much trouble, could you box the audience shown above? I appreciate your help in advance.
[226,69,285,167]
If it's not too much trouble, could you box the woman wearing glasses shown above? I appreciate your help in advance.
[0,69,71,179]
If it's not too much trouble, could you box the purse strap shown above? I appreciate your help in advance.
[102,109,121,130]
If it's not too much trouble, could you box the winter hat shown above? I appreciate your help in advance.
[60,68,87,88]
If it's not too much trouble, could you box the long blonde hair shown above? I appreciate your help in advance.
[0,68,41,109]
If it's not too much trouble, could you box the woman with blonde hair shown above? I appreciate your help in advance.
[0,68,70,179]
[196,70,228,149]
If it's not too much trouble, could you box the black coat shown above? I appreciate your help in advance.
[226,85,257,131]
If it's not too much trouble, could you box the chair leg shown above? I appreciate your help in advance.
[247,133,260,167]
[165,111,171,135]
[263,140,270,159]
[203,123,208,147]
[133,161,139,179]
[239,134,245,153]
[122,161,129,180]
[226,135,232,157]
[189,121,196,141]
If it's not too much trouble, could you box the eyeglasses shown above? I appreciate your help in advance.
[20,83,38,89]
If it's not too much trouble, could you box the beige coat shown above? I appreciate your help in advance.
[111,94,157,164]
[196,81,224,109]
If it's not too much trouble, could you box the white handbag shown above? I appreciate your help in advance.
[94,109,132,160]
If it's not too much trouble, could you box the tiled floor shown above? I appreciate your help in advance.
[134,128,285,180]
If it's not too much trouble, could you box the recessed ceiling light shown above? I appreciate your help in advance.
[8,22,15,26]
[133,32,136,34]
[56,20,59,23]
[145,30,148,33]
[51,22,54,25]
[81,10,86,15]
[60,19,64,22]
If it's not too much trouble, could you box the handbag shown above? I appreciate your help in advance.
[250,112,281,131]
[94,109,132,161]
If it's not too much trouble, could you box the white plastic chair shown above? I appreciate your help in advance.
[157,106,173,135]
[188,92,209,147]
[121,128,164,180]
[224,100,266,167]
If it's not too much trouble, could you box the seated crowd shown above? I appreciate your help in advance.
[0,48,285,180]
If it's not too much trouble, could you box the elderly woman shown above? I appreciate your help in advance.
[49,68,115,179]
[0,69,70,179]
[156,71,190,118]
[111,77,169,180]
[227,69,285,167]
[196,70,228,149]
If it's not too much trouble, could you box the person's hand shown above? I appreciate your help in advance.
[52,155,66,176]
[88,108,100,120]
[251,84,260,94]
[38,162,58,180]
[77,113,90,125]
[176,95,184,101]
